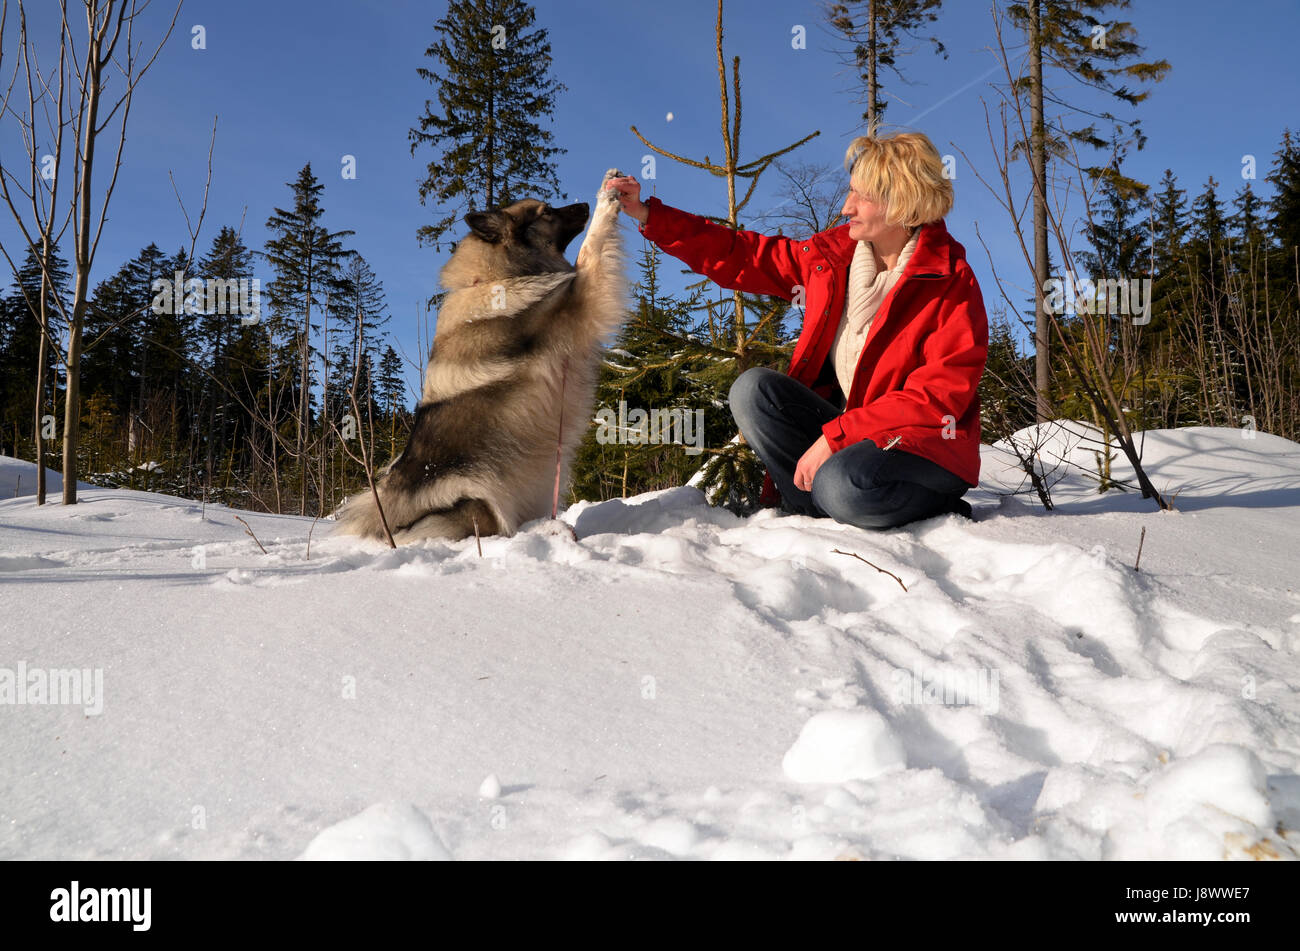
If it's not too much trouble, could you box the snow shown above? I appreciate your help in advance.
[299,802,452,861]
[1,423,1298,861]
[782,709,906,783]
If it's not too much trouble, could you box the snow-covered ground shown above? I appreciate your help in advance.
[2,423,1298,860]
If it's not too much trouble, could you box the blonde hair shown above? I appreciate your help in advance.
[843,131,953,227]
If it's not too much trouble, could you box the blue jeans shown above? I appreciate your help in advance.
[729,368,972,530]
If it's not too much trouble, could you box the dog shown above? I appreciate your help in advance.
[332,169,629,543]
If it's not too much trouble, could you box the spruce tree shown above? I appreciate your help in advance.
[376,344,409,461]
[263,164,355,514]
[826,0,948,128]
[628,0,820,512]
[81,263,138,420]
[411,0,567,252]
[1002,0,1170,421]
[1266,129,1300,253]
[571,244,722,501]
[120,243,168,425]
[0,246,69,461]
[196,227,257,481]
[377,345,406,418]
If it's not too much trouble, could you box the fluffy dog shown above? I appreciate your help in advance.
[332,169,629,543]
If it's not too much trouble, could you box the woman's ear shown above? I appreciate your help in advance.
[465,210,511,243]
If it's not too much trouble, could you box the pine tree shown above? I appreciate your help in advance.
[82,261,140,416]
[377,345,406,417]
[1002,0,1171,421]
[826,0,948,128]
[628,0,820,512]
[410,0,567,252]
[1190,177,1227,245]
[0,246,70,461]
[1148,169,1188,329]
[330,254,389,390]
[1188,175,1229,313]
[570,244,730,501]
[326,340,356,424]
[1151,170,1187,274]
[327,254,388,462]
[980,311,1037,438]
[147,247,198,403]
[263,164,355,514]
[1078,146,1148,279]
[376,344,409,461]
[1266,129,1300,253]
[195,227,257,481]
[1228,183,1268,285]
[106,243,168,428]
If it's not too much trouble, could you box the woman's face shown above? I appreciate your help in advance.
[841,185,895,243]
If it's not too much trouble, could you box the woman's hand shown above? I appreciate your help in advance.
[793,435,833,493]
[603,175,650,225]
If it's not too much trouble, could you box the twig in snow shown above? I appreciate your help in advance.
[472,514,482,557]
[552,356,569,520]
[831,548,908,592]
[307,513,322,559]
[234,515,268,554]
[1134,525,1146,573]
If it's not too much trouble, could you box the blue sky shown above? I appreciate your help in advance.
[3,0,1297,399]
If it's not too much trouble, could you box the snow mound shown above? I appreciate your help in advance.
[782,709,906,783]
[1104,745,1281,860]
[298,803,452,861]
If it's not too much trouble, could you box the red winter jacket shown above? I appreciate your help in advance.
[637,197,988,500]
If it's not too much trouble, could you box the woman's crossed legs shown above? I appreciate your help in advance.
[729,367,972,530]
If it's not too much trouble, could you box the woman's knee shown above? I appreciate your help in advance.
[728,367,777,414]
[811,459,924,530]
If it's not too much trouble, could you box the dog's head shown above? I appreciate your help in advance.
[440,198,590,290]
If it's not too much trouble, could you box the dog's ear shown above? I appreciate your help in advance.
[465,209,511,243]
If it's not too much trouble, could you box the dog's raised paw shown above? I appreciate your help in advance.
[598,168,624,204]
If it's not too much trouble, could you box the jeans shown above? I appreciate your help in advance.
[729,367,971,530]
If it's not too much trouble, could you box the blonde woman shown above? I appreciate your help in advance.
[605,131,988,529]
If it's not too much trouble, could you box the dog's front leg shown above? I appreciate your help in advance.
[575,167,624,272]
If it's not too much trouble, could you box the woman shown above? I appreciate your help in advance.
[604,131,988,530]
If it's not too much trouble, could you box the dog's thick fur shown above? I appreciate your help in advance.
[332,169,629,543]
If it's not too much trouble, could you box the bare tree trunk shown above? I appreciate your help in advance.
[866,0,878,129]
[34,267,48,504]
[1029,0,1051,422]
[62,23,107,506]
[299,252,312,516]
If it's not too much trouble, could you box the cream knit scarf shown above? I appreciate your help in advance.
[830,227,920,401]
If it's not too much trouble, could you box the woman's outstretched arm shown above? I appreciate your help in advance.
[604,176,807,302]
